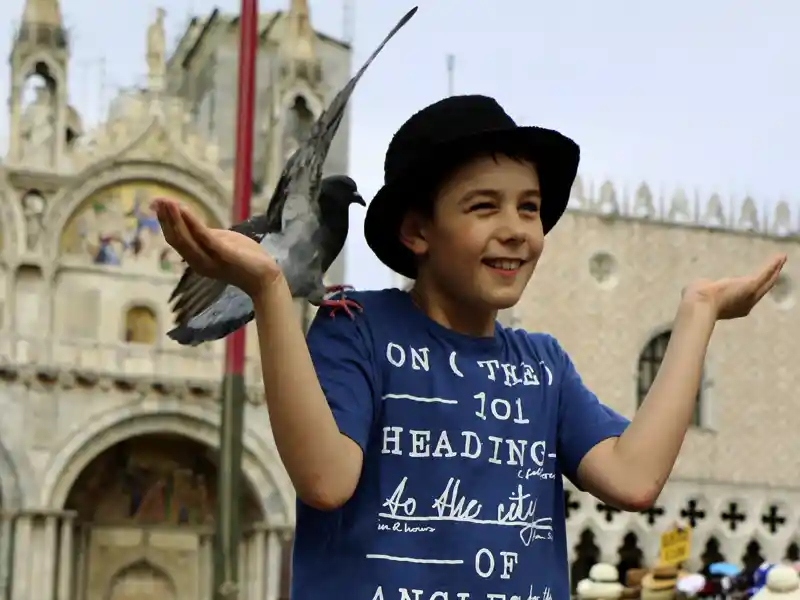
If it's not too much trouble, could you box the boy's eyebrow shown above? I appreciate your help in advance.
[459,188,542,204]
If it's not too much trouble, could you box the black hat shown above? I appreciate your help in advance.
[364,94,580,279]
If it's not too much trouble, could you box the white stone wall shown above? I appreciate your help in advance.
[516,210,799,570]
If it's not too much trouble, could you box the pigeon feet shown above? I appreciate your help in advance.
[321,284,362,319]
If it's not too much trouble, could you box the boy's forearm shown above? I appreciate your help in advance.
[612,297,716,499]
[251,275,362,510]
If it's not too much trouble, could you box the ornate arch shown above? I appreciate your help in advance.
[39,400,293,524]
[280,84,324,117]
[12,53,66,86]
[0,178,25,259]
[42,160,231,262]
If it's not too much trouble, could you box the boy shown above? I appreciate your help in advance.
[153,94,786,600]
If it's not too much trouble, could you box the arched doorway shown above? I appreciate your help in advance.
[65,433,262,600]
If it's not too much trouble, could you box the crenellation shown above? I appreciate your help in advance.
[570,174,800,239]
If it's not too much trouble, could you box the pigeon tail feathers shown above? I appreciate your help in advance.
[167,285,255,346]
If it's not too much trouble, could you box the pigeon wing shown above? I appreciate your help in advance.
[277,7,418,222]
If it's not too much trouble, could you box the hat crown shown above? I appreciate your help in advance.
[383,94,518,181]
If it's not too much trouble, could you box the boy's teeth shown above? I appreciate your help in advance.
[487,259,521,270]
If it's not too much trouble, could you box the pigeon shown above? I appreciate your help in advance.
[165,6,419,346]
[167,175,364,345]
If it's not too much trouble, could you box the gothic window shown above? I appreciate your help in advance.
[124,305,158,344]
[637,330,702,426]
[285,95,314,147]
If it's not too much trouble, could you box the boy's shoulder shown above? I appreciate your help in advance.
[497,323,564,358]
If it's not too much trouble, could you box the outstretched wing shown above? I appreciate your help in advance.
[166,7,417,330]
[266,7,418,227]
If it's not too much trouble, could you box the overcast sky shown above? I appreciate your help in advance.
[1,0,799,289]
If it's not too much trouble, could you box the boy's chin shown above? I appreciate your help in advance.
[482,289,523,310]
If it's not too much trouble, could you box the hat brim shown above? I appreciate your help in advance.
[364,125,580,279]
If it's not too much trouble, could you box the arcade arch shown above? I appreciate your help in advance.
[58,431,271,600]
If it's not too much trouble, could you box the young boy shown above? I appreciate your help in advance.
[153,95,786,600]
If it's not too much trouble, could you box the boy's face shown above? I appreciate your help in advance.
[404,153,544,310]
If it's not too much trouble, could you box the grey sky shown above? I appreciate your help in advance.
[2,0,798,289]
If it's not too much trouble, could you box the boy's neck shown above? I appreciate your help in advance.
[410,277,497,338]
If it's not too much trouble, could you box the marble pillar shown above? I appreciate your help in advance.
[198,531,213,600]
[57,512,77,600]
[74,525,89,600]
[39,514,59,600]
[11,513,32,600]
[0,513,13,600]
[248,527,266,600]
[265,530,282,600]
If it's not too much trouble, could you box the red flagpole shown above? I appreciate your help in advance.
[214,0,257,597]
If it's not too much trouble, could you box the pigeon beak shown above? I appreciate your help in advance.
[352,193,366,207]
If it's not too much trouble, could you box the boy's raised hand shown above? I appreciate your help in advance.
[682,253,788,320]
[152,197,281,298]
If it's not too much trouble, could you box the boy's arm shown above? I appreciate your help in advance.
[576,297,715,509]
[252,275,367,511]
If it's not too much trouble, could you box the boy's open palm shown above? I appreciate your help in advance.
[153,197,280,298]
[682,254,788,320]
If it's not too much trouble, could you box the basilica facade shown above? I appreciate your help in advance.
[0,0,350,599]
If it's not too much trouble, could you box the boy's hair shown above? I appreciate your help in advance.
[406,141,536,219]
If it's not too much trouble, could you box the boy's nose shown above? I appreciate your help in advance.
[494,224,526,246]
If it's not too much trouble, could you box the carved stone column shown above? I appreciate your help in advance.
[74,525,89,600]
[198,531,213,600]
[249,525,266,600]
[39,514,59,600]
[265,529,282,600]
[0,512,13,599]
[11,512,32,600]
[57,512,77,600]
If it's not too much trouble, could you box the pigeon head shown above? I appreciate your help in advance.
[322,175,365,208]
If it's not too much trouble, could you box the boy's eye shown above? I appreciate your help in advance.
[469,202,495,212]
[520,202,540,212]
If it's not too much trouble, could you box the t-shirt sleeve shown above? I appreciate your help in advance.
[306,307,379,453]
[552,337,630,484]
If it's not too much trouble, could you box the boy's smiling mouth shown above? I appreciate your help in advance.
[482,258,526,274]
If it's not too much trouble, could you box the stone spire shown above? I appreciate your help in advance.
[20,0,64,30]
[279,0,321,84]
[17,0,67,48]
[8,0,70,169]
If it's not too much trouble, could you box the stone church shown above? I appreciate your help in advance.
[0,0,351,598]
[397,180,800,586]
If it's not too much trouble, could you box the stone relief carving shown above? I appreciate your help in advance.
[19,85,56,166]
[146,8,167,90]
[21,190,46,251]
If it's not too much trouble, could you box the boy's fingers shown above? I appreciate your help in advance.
[180,206,220,256]
[154,199,214,268]
[753,254,786,298]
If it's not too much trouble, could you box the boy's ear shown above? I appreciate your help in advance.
[399,210,429,258]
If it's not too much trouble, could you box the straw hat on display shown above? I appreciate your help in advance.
[641,565,683,600]
[576,564,625,600]
[751,564,800,600]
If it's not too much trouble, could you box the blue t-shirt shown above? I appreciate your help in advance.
[293,288,629,600]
